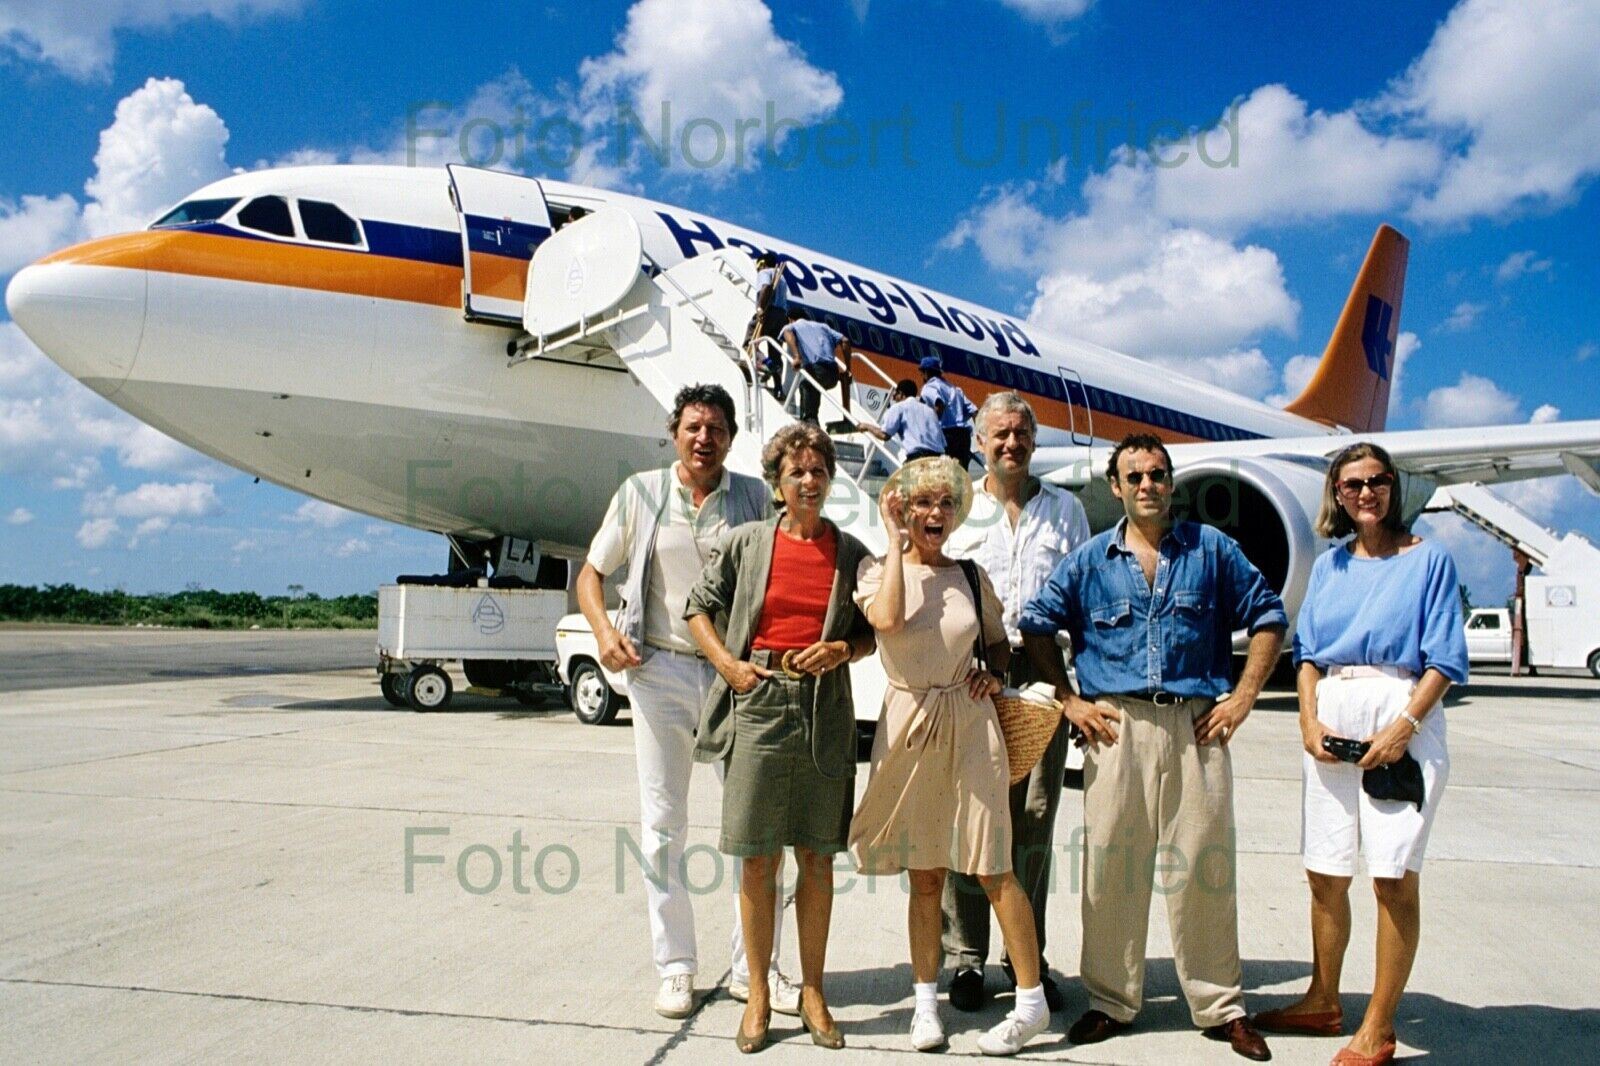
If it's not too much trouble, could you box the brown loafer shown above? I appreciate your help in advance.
[1253,1006,1344,1036]
[1330,1038,1396,1065]
[1204,1017,1272,1061]
[1067,1009,1132,1044]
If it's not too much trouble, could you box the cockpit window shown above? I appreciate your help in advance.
[237,196,295,237]
[151,198,239,228]
[298,200,362,246]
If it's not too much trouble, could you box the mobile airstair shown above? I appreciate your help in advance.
[1425,482,1600,677]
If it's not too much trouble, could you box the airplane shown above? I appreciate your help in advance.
[7,163,1600,631]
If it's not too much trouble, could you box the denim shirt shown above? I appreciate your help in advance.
[1019,519,1287,699]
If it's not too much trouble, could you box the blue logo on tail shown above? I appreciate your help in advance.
[1361,295,1394,380]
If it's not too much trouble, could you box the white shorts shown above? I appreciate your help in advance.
[1301,671,1449,880]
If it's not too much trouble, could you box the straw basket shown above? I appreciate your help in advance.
[993,688,1062,785]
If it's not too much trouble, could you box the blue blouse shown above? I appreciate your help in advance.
[1291,539,1469,683]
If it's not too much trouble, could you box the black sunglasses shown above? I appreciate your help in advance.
[1336,472,1396,496]
[1120,468,1170,486]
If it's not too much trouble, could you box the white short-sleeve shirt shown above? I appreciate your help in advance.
[586,463,749,653]
[946,476,1090,647]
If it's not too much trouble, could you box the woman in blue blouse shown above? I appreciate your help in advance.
[1254,442,1467,1066]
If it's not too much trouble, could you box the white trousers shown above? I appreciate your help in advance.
[628,646,786,980]
[1302,672,1449,880]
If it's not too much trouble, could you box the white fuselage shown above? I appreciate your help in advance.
[8,165,1332,557]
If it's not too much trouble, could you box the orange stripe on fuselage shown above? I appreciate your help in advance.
[468,250,529,302]
[40,230,463,308]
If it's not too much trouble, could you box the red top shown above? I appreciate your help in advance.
[752,525,837,650]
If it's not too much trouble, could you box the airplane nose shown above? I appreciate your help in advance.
[6,254,147,394]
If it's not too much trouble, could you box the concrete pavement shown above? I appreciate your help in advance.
[1,629,1597,1063]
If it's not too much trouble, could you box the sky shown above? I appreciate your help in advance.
[0,0,1596,603]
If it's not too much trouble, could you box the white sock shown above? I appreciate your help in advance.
[913,981,938,1013]
[1013,984,1046,1027]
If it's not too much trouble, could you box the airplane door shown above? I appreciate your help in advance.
[1058,368,1094,445]
[446,164,553,324]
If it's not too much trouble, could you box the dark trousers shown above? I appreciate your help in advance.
[941,650,1071,972]
[943,426,973,469]
[797,360,841,424]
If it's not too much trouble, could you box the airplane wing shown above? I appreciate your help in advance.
[1038,419,1600,492]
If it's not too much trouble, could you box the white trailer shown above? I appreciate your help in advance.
[376,583,569,710]
[1427,483,1600,678]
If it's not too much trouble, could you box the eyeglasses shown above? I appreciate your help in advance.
[1336,473,1396,497]
[1119,468,1170,486]
[908,497,957,513]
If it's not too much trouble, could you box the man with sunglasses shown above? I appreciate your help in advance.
[1020,433,1286,1061]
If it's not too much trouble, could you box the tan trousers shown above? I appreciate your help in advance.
[1080,695,1245,1028]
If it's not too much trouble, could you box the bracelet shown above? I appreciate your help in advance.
[1400,711,1424,733]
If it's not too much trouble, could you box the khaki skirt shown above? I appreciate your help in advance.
[719,658,854,858]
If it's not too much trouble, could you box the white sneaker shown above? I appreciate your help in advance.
[654,973,694,1019]
[910,1006,947,1052]
[976,1010,1050,1056]
[727,970,802,1016]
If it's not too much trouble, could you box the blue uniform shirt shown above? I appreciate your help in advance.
[1020,519,1288,699]
[920,377,976,429]
[784,320,845,367]
[879,396,946,456]
[1292,540,1469,683]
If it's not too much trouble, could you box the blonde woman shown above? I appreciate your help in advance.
[847,456,1049,1056]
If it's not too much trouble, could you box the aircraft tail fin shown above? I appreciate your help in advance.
[1283,224,1409,433]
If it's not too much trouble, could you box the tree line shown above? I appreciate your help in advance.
[0,584,377,629]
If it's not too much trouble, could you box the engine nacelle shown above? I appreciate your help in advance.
[1169,456,1330,625]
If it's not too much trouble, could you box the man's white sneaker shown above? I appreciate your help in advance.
[654,973,694,1019]
[910,1006,947,1052]
[976,1010,1050,1056]
[727,970,802,1016]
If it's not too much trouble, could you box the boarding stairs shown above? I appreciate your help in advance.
[1424,482,1563,568]
[507,207,908,554]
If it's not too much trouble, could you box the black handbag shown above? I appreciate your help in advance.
[1362,751,1425,810]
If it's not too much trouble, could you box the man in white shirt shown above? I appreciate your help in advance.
[941,391,1090,1014]
[577,384,795,1019]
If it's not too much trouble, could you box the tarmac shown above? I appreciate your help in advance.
[1,627,1596,1064]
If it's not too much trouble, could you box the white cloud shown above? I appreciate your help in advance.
[1577,341,1597,363]
[0,194,81,277]
[230,537,258,554]
[1493,249,1553,284]
[333,537,371,558]
[1025,226,1299,360]
[997,0,1095,23]
[1529,403,1561,424]
[1391,330,1420,408]
[1153,348,1277,399]
[1266,353,1319,407]
[289,499,355,528]
[1439,300,1485,333]
[84,480,222,520]
[1394,0,1600,222]
[577,0,843,176]
[75,517,119,549]
[1134,85,1441,231]
[6,506,34,525]
[1419,371,1521,428]
[0,0,307,80]
[81,77,231,237]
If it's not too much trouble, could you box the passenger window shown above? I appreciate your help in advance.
[237,196,295,237]
[151,198,239,227]
[298,200,361,245]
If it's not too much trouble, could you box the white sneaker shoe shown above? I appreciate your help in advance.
[910,1006,947,1052]
[976,1010,1050,1056]
[654,973,694,1019]
[727,970,802,1016]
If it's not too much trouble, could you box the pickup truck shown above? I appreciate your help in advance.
[1465,607,1513,663]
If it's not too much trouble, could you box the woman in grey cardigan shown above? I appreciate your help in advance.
[686,423,876,1053]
